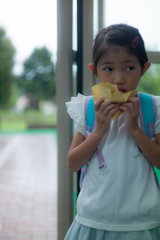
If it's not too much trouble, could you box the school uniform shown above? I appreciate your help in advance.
[65,94,160,240]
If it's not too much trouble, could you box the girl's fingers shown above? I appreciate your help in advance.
[94,98,118,113]
[119,104,138,115]
[94,97,105,112]
[120,97,140,113]
[119,105,130,113]
[107,106,119,118]
[126,97,140,108]
[95,96,139,112]
[119,103,132,112]
[103,103,119,116]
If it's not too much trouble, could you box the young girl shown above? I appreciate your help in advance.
[65,24,160,240]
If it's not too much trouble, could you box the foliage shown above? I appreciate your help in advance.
[0,27,16,108]
[137,64,160,95]
[17,47,56,109]
[9,83,20,107]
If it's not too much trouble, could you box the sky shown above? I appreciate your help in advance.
[0,0,57,75]
[104,0,160,52]
[0,0,160,76]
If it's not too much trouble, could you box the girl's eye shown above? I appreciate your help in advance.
[104,67,112,72]
[126,66,134,71]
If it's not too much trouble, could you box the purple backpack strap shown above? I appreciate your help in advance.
[137,92,157,139]
[91,121,108,172]
[137,92,145,133]
[150,95,157,140]
[150,96,160,190]
[137,92,159,190]
[84,96,108,174]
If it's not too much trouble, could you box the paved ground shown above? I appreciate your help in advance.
[0,132,57,240]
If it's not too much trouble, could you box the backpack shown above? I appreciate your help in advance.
[79,92,160,191]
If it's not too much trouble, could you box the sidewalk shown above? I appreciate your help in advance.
[0,132,57,240]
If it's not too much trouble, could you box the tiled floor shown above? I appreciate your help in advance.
[0,132,57,240]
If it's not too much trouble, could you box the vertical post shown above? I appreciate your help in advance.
[76,0,93,195]
[98,0,105,30]
[57,0,73,239]
[76,0,83,195]
[83,0,93,96]
[77,0,83,95]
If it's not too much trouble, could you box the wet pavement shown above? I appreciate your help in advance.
[0,132,57,240]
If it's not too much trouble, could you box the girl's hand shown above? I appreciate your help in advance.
[119,96,140,135]
[94,97,119,138]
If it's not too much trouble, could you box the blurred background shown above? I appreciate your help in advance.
[0,0,160,132]
[0,1,58,239]
[0,0,57,131]
[0,0,160,131]
[0,0,160,239]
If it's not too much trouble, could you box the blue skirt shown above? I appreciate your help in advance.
[64,220,160,240]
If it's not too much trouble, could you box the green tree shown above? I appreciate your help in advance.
[0,27,16,108]
[18,47,56,109]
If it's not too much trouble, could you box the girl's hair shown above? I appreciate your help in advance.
[92,24,148,76]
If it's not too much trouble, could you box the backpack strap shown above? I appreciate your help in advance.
[137,92,159,190]
[84,96,108,173]
[80,96,93,179]
[85,96,96,134]
[81,96,108,181]
[137,92,156,140]
[79,96,93,190]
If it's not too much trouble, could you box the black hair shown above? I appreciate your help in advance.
[92,24,148,76]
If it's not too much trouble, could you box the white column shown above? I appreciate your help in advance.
[57,0,73,239]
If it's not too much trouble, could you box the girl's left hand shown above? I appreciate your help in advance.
[119,96,140,135]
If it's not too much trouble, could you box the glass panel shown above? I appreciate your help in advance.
[72,0,78,219]
[0,1,58,239]
[0,0,57,130]
[94,0,160,93]
[138,63,160,95]
[95,0,160,51]
[72,0,78,96]
[72,0,77,51]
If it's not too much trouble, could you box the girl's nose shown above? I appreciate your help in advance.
[113,73,125,84]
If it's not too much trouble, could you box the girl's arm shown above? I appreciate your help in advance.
[119,97,160,170]
[67,98,119,172]
[130,129,160,170]
[67,130,103,172]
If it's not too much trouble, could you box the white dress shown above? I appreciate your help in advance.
[65,93,160,240]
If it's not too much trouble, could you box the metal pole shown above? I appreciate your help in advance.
[98,0,105,30]
[76,0,93,195]
[77,0,83,195]
[77,0,83,95]
[57,0,73,239]
[83,0,93,95]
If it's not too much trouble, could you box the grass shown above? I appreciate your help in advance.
[0,109,57,131]
[0,120,28,131]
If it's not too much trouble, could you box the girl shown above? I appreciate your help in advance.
[65,24,160,240]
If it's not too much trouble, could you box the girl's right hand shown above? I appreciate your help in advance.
[67,97,118,172]
[94,97,119,138]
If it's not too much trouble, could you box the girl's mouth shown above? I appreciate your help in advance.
[118,88,127,93]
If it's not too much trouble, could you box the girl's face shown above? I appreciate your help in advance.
[92,47,150,93]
